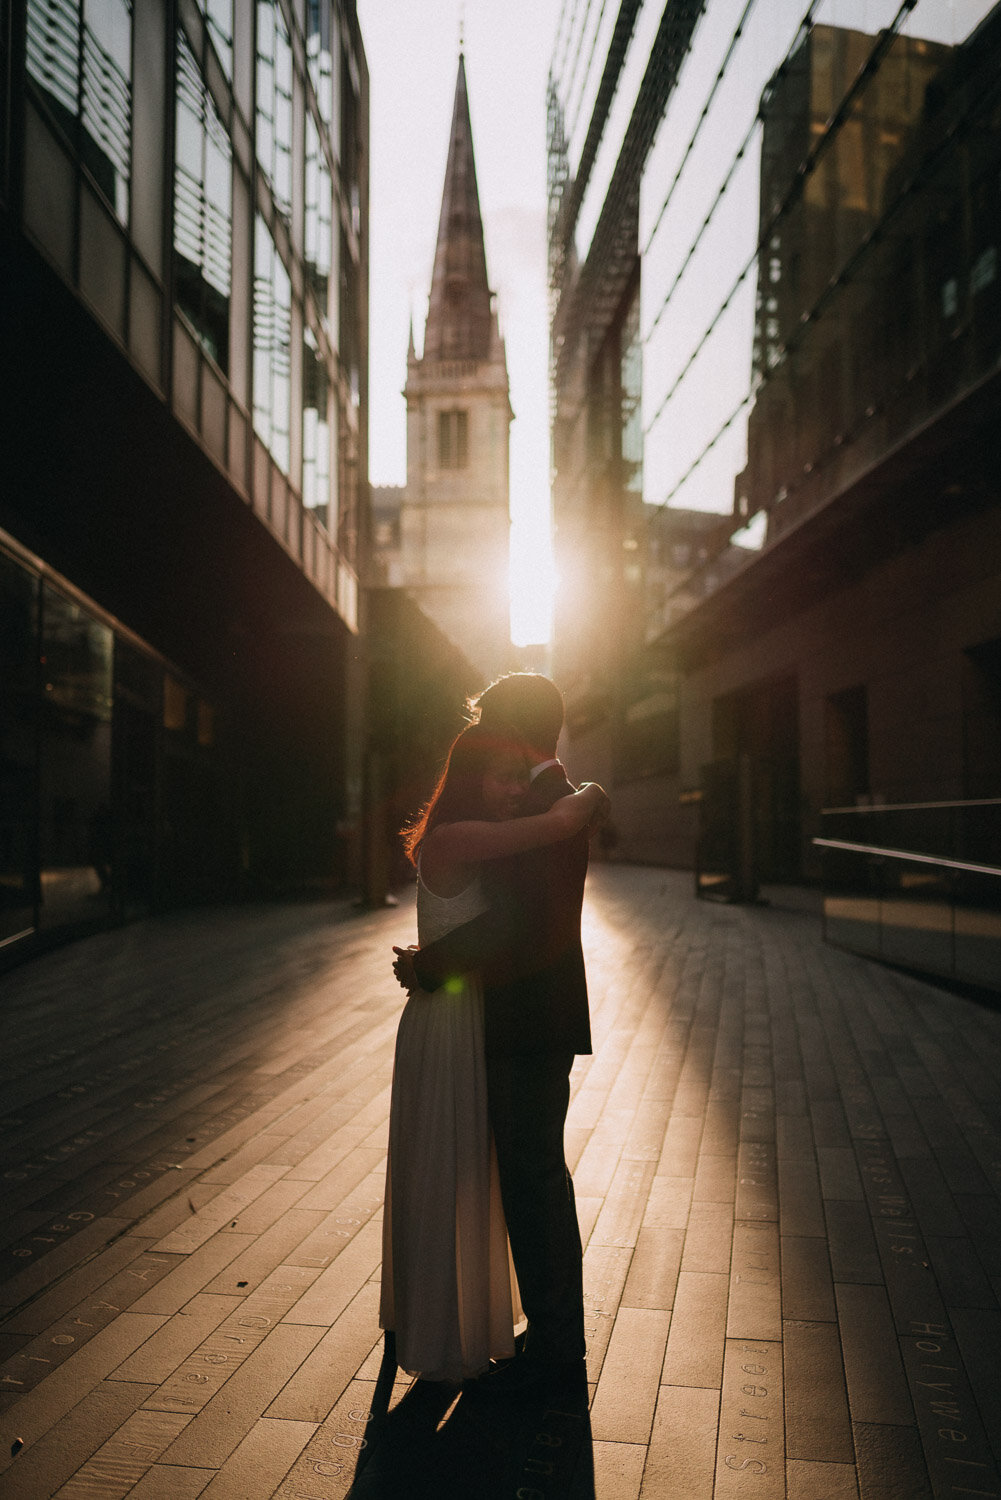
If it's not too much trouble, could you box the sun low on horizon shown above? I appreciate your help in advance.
[509,502,558,649]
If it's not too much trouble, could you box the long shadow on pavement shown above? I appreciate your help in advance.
[347,1340,594,1499]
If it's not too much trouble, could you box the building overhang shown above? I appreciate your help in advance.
[652,362,1001,675]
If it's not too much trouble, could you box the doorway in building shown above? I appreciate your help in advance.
[706,675,801,890]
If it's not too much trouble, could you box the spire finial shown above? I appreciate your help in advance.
[458,2,465,54]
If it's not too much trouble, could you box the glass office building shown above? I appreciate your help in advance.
[548,0,1001,879]
[1,1,368,958]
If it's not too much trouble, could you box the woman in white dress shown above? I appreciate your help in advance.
[379,723,607,1384]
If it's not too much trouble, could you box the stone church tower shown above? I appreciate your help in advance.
[400,55,513,682]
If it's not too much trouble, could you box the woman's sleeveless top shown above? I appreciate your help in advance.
[416,861,489,947]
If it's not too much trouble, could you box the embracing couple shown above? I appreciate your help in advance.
[379,672,609,1395]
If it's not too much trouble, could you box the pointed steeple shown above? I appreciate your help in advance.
[423,55,494,364]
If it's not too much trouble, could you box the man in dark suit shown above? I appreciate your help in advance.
[392,673,600,1391]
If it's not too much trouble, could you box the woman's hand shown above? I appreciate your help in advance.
[392,945,419,994]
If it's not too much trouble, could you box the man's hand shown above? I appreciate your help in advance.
[580,783,611,834]
[392,945,419,994]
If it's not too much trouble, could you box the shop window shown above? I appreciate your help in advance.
[42,586,113,721]
[38,583,113,928]
[0,553,40,941]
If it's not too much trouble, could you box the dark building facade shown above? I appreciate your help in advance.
[1,1,369,959]
[547,1,1001,886]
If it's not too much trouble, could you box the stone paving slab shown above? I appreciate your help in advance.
[1,867,1001,1496]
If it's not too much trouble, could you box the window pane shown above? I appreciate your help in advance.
[174,29,232,371]
[27,0,133,225]
[200,0,233,79]
[305,111,332,322]
[26,0,79,118]
[306,0,340,149]
[0,554,39,941]
[39,584,113,929]
[81,0,132,224]
[253,213,292,472]
[438,409,468,469]
[256,0,293,220]
[303,324,331,525]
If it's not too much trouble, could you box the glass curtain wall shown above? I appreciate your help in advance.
[548,0,1001,638]
[635,0,1000,575]
[0,541,230,945]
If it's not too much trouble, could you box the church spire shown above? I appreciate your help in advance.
[423,54,494,364]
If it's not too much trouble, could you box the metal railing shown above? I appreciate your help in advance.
[814,800,1001,992]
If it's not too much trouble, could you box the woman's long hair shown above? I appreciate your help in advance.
[401,722,523,867]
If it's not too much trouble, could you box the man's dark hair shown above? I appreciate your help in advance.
[471,673,565,758]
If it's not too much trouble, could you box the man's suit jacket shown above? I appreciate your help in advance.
[412,763,592,1058]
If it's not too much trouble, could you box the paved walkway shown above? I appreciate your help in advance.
[1,866,1000,1499]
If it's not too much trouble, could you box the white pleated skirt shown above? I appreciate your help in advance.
[379,975,521,1382]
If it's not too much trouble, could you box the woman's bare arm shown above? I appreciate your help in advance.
[426,782,609,865]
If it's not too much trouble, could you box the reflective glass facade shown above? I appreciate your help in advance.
[0,536,229,946]
[548,0,1001,875]
[550,0,1000,646]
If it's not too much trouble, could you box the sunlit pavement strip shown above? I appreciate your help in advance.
[1,866,1000,1498]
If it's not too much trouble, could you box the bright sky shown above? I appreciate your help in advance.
[356,0,562,645]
